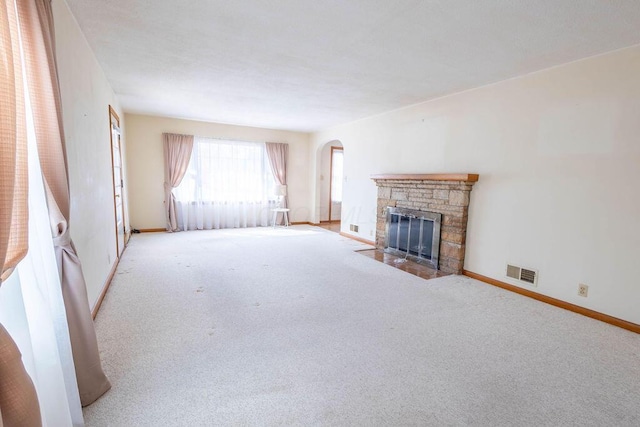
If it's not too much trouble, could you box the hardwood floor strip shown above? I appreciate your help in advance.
[463,270,640,335]
[339,231,375,246]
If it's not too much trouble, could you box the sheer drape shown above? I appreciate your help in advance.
[0,115,83,425]
[265,143,289,225]
[17,0,109,406]
[163,133,194,232]
[175,138,275,230]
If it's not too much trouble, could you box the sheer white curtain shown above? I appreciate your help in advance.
[174,138,276,230]
[0,90,83,426]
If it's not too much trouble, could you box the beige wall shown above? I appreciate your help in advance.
[53,0,127,308]
[125,114,312,229]
[311,45,640,324]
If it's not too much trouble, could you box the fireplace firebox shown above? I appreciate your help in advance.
[385,207,441,269]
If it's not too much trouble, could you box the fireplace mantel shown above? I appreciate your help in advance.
[371,173,479,182]
[371,173,479,275]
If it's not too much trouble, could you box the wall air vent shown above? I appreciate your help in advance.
[506,264,520,280]
[506,264,538,286]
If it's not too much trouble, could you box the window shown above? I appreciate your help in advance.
[174,137,276,230]
[176,138,275,203]
[331,148,343,203]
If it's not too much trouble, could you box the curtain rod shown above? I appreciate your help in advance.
[194,135,285,145]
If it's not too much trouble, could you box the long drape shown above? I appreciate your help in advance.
[0,0,28,282]
[265,143,289,224]
[176,201,273,230]
[0,1,41,425]
[0,120,83,424]
[0,325,41,427]
[17,0,110,406]
[163,133,194,232]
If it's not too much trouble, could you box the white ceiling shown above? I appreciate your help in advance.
[65,0,640,132]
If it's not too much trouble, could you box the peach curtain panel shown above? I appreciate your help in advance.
[0,325,41,427]
[0,1,40,425]
[163,133,194,231]
[17,0,110,406]
[265,143,289,224]
[0,0,28,283]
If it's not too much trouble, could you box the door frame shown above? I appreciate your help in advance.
[328,146,344,223]
[108,105,127,257]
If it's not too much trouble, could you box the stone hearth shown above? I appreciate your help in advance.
[371,174,479,275]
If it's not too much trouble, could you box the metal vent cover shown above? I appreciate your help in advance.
[520,268,537,284]
[506,264,520,280]
[506,264,538,286]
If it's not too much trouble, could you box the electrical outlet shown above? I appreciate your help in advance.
[369,230,373,237]
[578,283,589,297]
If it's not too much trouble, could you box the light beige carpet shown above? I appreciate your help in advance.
[84,225,640,426]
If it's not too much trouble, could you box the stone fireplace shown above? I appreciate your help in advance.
[371,174,479,275]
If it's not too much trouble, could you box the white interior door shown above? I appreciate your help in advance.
[109,107,126,257]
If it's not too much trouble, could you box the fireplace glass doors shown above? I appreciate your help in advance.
[384,207,441,269]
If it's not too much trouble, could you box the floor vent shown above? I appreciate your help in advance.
[506,264,538,285]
